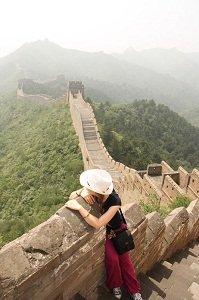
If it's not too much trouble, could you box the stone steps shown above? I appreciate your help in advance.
[144,240,199,299]
[85,240,199,300]
[70,93,199,300]
[73,99,125,182]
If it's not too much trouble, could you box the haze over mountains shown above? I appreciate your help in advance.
[0,39,199,125]
[1,39,199,245]
[114,47,199,89]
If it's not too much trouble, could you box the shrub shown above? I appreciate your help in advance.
[168,195,192,210]
[139,194,192,218]
[139,194,170,217]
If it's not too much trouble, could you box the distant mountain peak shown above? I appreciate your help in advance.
[20,39,64,51]
[123,47,137,54]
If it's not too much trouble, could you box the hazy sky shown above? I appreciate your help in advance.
[1,0,199,57]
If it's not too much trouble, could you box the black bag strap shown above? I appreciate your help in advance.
[119,208,127,225]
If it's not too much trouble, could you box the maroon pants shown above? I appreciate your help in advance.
[105,228,141,294]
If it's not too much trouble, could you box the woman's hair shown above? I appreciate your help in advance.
[94,192,107,213]
[95,192,104,202]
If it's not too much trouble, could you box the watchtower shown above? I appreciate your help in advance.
[68,81,84,99]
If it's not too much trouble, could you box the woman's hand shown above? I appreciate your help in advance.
[80,189,96,205]
[69,188,83,200]
[65,200,82,211]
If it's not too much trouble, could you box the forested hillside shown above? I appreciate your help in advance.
[18,75,67,99]
[1,93,198,247]
[182,107,199,127]
[91,99,199,171]
[1,40,199,248]
[0,95,83,247]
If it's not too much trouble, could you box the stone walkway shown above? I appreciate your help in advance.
[92,240,199,300]
[71,95,199,300]
[73,98,125,181]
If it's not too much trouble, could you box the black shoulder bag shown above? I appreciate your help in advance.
[111,209,135,255]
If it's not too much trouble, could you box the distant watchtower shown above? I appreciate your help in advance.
[68,81,84,99]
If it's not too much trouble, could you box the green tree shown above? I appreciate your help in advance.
[0,95,83,247]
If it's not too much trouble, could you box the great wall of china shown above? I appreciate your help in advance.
[67,81,199,205]
[0,81,198,300]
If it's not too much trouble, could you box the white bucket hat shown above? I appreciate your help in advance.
[80,169,113,195]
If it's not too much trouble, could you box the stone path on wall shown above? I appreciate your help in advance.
[73,98,125,182]
[71,95,199,300]
[72,97,175,204]
[72,97,162,204]
[140,240,199,300]
[90,240,199,300]
[150,176,163,191]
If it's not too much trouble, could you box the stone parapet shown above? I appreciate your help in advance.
[186,199,199,240]
[187,168,199,199]
[4,82,198,299]
[142,212,165,273]
[134,172,145,195]
[161,207,190,260]
[162,174,186,201]
[178,166,190,189]
[68,87,198,204]
[143,174,162,199]
[1,196,199,299]
[161,160,174,173]
[0,197,98,300]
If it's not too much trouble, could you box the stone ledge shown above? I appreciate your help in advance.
[147,212,165,236]
[0,242,30,281]
[123,202,146,229]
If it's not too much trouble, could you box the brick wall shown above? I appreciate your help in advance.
[2,84,198,299]
[178,166,190,189]
[162,175,186,201]
[0,197,198,300]
[187,169,199,199]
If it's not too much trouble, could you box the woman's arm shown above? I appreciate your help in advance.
[69,188,96,205]
[79,205,120,229]
[65,199,120,229]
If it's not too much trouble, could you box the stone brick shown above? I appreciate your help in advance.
[61,232,93,261]
[0,242,30,281]
[165,207,189,233]
[188,282,199,299]
[123,203,146,228]
[146,212,165,236]
[79,264,106,298]
[187,200,199,238]
[20,215,65,255]
[56,206,92,238]
[15,255,61,300]
[145,226,155,246]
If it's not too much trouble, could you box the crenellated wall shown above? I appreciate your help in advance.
[162,175,186,201]
[187,169,199,199]
[178,166,190,189]
[0,196,198,300]
[68,88,198,205]
[17,88,57,103]
[142,174,162,199]
[0,82,198,300]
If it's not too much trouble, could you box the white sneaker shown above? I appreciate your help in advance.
[113,287,122,299]
[132,293,143,300]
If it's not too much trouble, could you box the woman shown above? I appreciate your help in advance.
[65,169,142,300]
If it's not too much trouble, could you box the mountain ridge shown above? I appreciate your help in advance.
[0,40,199,120]
[114,47,199,90]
